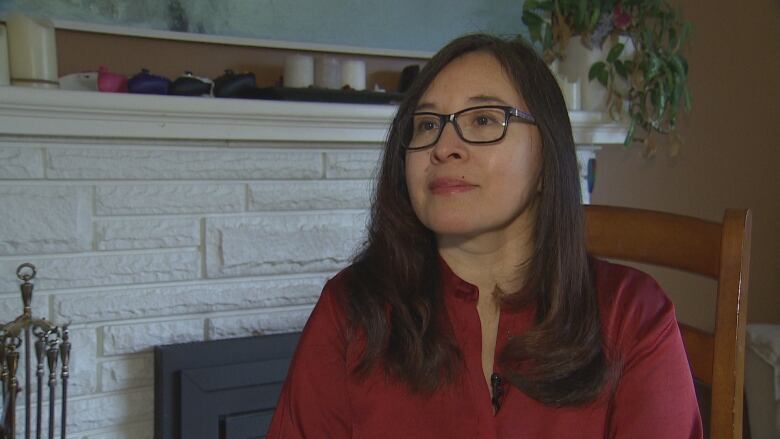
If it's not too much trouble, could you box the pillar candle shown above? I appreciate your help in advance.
[565,79,581,111]
[6,12,58,88]
[556,73,581,111]
[283,54,314,88]
[0,24,9,86]
[314,55,340,89]
[341,59,366,91]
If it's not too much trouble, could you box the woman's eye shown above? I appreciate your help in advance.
[470,112,500,127]
[417,119,439,132]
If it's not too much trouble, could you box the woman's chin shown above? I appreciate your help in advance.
[427,220,485,240]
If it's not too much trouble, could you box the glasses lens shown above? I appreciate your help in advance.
[409,114,442,149]
[457,107,507,143]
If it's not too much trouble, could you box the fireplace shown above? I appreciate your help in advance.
[0,86,625,437]
[155,332,300,439]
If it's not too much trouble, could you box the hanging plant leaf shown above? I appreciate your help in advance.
[624,119,637,147]
[577,0,588,30]
[684,87,693,113]
[589,9,601,29]
[646,54,663,79]
[522,10,544,26]
[524,0,541,10]
[614,60,628,79]
[607,42,625,63]
[588,61,608,85]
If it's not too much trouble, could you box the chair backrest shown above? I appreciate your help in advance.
[584,205,752,439]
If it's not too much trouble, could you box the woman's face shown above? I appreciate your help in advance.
[405,51,543,243]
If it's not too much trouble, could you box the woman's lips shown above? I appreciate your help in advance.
[428,178,477,194]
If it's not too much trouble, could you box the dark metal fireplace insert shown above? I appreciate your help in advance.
[154,332,300,439]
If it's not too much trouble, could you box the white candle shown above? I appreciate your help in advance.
[283,54,314,88]
[555,73,581,111]
[341,59,366,91]
[314,55,340,89]
[6,12,59,88]
[569,79,581,111]
[0,24,9,86]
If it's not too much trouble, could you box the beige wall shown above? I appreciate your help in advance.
[592,0,780,326]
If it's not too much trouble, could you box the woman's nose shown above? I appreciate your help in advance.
[431,122,467,162]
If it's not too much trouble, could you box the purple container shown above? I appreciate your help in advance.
[128,69,171,95]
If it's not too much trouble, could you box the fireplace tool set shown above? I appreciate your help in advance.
[0,263,70,439]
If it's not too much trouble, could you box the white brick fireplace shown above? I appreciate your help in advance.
[0,85,625,438]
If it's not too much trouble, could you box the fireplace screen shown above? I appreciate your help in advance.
[154,332,300,439]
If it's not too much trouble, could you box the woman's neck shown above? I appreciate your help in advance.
[438,225,533,299]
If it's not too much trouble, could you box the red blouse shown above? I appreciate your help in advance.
[267,258,703,438]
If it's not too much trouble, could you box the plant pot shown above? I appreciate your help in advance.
[558,38,608,111]
[557,37,633,112]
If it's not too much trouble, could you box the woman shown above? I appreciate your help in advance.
[268,34,702,438]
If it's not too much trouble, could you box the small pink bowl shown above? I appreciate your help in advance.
[97,66,128,93]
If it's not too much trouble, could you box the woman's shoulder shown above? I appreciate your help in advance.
[589,256,677,343]
[317,266,354,312]
[295,266,356,349]
[590,256,670,307]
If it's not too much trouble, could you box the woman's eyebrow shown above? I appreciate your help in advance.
[415,102,436,112]
[467,95,511,106]
[414,95,512,112]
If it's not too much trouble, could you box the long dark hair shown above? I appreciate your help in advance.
[346,34,609,406]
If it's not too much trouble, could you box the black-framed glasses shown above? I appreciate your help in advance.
[406,105,536,151]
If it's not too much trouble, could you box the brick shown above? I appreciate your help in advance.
[66,388,152,433]
[0,145,43,179]
[79,421,153,439]
[102,319,203,355]
[47,147,322,180]
[95,183,244,215]
[325,150,381,178]
[95,217,199,250]
[100,355,153,392]
[0,250,200,295]
[0,185,91,256]
[54,276,325,323]
[205,212,367,277]
[66,327,99,397]
[0,292,49,322]
[248,180,371,211]
[207,306,313,340]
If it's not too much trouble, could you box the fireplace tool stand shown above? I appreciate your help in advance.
[0,263,70,439]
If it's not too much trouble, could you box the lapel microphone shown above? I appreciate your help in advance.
[491,373,505,412]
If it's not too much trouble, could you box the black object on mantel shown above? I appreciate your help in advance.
[213,70,257,98]
[170,72,213,96]
[154,332,300,439]
[244,86,405,104]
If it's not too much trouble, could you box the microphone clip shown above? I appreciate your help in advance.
[490,372,505,413]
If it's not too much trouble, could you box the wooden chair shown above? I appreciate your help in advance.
[584,205,752,439]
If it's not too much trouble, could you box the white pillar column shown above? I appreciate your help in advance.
[575,146,599,204]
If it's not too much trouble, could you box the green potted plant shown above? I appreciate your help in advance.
[522,0,692,152]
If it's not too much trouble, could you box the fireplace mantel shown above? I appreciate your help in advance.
[0,86,626,145]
